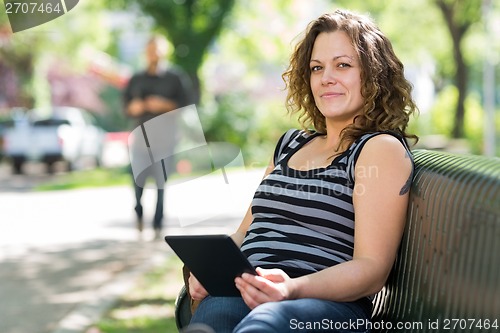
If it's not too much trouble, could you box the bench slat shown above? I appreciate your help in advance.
[372,149,500,332]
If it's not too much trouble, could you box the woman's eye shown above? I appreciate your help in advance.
[338,63,351,68]
[311,65,322,72]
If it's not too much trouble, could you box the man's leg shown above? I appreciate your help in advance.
[134,182,144,231]
[152,162,167,238]
[131,166,144,232]
[153,188,164,238]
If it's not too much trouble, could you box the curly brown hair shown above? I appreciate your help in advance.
[282,9,418,149]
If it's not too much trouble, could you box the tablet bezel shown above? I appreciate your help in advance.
[165,234,256,297]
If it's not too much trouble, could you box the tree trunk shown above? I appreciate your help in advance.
[436,0,470,138]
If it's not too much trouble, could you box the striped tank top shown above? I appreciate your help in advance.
[240,129,411,278]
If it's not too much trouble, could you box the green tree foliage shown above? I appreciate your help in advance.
[0,2,114,109]
[113,0,237,103]
[0,10,36,107]
[331,0,499,149]
[197,0,307,164]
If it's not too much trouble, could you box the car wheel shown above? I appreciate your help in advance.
[46,161,56,174]
[66,160,75,172]
[12,157,24,174]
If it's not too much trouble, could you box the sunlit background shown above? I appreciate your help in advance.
[0,0,499,332]
[1,0,499,165]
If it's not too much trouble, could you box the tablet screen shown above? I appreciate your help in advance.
[165,234,256,297]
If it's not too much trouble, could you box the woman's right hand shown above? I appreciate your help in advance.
[188,272,209,301]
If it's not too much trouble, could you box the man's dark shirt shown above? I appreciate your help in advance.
[123,65,192,127]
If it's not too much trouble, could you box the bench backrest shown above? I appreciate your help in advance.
[371,149,500,332]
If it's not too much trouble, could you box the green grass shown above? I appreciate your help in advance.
[86,255,184,333]
[34,165,255,192]
[35,167,131,191]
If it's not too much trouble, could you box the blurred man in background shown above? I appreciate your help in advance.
[123,35,193,239]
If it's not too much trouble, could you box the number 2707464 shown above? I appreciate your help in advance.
[442,319,499,330]
[5,2,63,14]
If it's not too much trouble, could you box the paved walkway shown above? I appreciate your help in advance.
[0,168,264,333]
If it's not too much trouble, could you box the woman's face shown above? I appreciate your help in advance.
[310,31,364,126]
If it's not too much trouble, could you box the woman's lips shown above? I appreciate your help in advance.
[321,91,343,98]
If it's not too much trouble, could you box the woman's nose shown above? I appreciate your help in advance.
[321,67,337,86]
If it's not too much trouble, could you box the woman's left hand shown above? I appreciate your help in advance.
[235,267,295,309]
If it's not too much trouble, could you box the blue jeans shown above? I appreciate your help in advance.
[189,296,371,333]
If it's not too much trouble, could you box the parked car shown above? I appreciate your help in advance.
[0,119,13,162]
[0,107,29,162]
[2,106,106,174]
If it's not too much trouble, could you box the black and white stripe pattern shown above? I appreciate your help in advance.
[241,129,411,278]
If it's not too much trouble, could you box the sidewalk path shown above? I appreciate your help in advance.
[0,168,264,333]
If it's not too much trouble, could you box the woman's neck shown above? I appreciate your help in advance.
[323,115,359,151]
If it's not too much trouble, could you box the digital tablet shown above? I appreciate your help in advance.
[165,234,257,297]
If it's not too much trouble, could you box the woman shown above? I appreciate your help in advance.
[187,8,418,333]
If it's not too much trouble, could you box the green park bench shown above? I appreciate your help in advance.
[174,149,500,332]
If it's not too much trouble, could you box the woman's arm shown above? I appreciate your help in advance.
[236,134,413,306]
[292,134,412,301]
